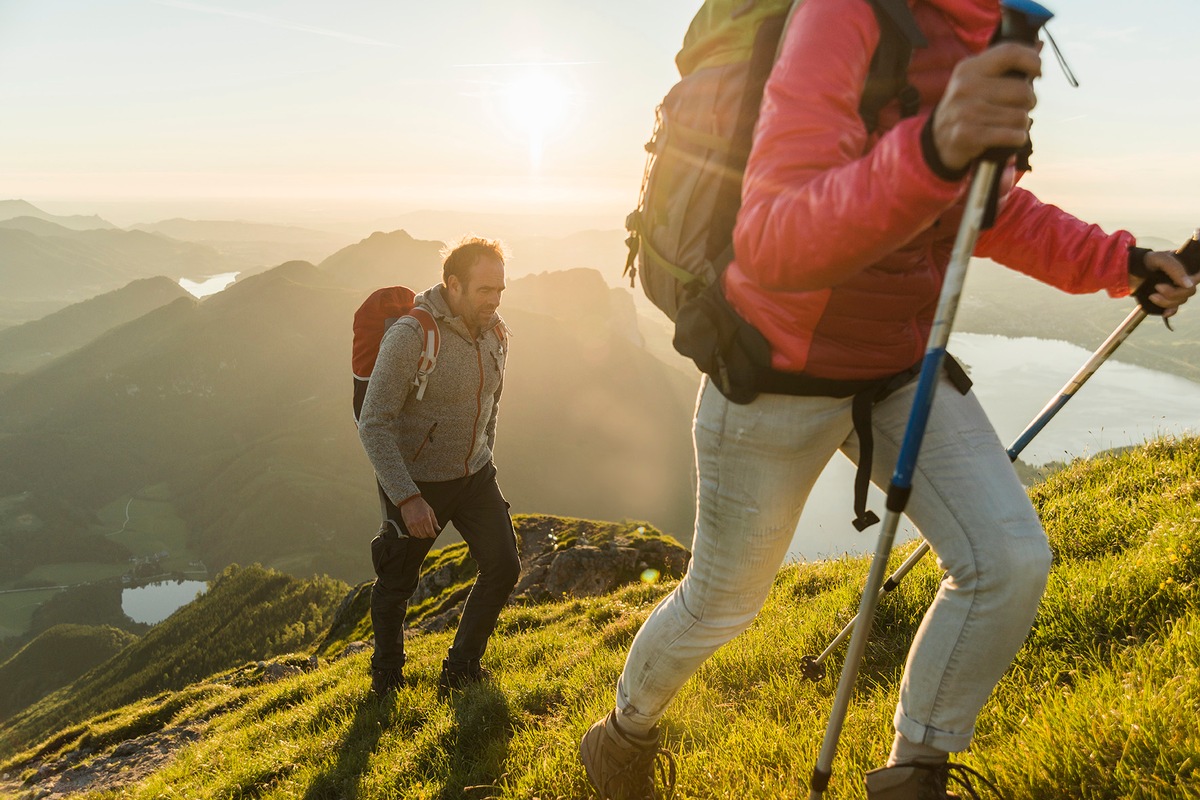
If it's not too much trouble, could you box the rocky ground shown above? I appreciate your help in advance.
[0,655,321,799]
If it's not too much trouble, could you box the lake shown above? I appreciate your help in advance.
[122,580,207,625]
[788,331,1200,561]
[179,272,239,298]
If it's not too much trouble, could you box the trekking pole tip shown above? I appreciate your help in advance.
[799,655,827,682]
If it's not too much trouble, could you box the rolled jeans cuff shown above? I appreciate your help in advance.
[893,709,974,754]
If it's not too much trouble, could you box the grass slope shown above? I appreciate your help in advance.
[0,565,346,754]
[2,438,1200,798]
[0,625,139,720]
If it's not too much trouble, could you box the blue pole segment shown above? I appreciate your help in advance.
[1007,394,1071,458]
[891,348,947,490]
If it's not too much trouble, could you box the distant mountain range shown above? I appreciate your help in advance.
[0,277,191,374]
[0,216,224,305]
[0,230,698,625]
[130,218,353,271]
[361,209,622,242]
[6,202,1196,666]
[0,199,116,231]
[0,201,641,335]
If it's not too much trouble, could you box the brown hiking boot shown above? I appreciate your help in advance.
[437,658,490,698]
[370,667,404,696]
[580,709,676,799]
[865,761,999,800]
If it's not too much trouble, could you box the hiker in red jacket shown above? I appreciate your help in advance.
[581,1,1194,798]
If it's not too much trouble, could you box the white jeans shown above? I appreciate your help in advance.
[616,375,1051,751]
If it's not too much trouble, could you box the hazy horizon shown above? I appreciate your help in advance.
[2,1,1197,242]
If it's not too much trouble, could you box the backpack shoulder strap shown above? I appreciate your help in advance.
[859,0,927,133]
[405,306,440,400]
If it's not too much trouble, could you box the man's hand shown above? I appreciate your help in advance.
[932,43,1042,172]
[1133,250,1197,320]
[400,496,440,539]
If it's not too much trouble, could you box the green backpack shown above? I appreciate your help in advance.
[624,0,940,532]
[623,0,927,322]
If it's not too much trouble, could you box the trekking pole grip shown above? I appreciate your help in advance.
[1133,229,1200,316]
[981,0,1054,165]
[998,0,1053,49]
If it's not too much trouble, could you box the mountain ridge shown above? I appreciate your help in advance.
[0,200,116,232]
[0,236,698,634]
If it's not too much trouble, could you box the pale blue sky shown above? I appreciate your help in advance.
[0,0,1196,237]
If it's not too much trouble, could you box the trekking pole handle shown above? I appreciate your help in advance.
[1133,229,1200,315]
[998,0,1054,49]
[980,0,1054,164]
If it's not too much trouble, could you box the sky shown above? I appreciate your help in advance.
[1,0,1197,238]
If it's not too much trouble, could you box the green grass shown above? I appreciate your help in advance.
[23,563,129,585]
[0,589,59,639]
[93,485,196,569]
[3,438,1200,798]
[0,624,140,718]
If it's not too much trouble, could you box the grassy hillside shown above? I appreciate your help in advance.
[1,438,1198,798]
[0,565,346,755]
[0,625,139,719]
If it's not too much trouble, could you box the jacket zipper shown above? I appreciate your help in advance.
[466,340,484,474]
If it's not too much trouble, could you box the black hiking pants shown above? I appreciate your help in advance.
[369,462,520,672]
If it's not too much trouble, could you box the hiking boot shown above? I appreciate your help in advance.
[437,658,490,696]
[865,761,1000,800]
[580,709,677,800]
[370,666,404,696]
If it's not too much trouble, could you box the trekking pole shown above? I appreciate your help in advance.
[1009,229,1200,452]
[806,4,1054,796]
[797,228,1200,683]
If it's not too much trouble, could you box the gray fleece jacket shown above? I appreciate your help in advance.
[357,284,507,505]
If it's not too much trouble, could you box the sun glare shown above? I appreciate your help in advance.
[501,70,573,169]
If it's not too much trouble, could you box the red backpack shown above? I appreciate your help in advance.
[352,286,439,421]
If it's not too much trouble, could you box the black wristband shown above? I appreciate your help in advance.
[1131,245,1169,315]
[1127,246,1153,280]
[921,111,971,182]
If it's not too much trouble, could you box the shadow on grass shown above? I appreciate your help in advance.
[438,683,515,800]
[302,693,389,800]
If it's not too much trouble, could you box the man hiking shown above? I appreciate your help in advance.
[581,1,1195,798]
[357,236,519,697]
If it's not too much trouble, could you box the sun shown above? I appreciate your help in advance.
[500,70,573,168]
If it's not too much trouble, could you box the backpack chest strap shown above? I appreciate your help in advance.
[406,307,440,401]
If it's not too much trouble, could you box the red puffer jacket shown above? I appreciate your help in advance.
[724,0,1134,380]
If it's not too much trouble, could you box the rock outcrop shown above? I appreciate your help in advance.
[412,514,689,633]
